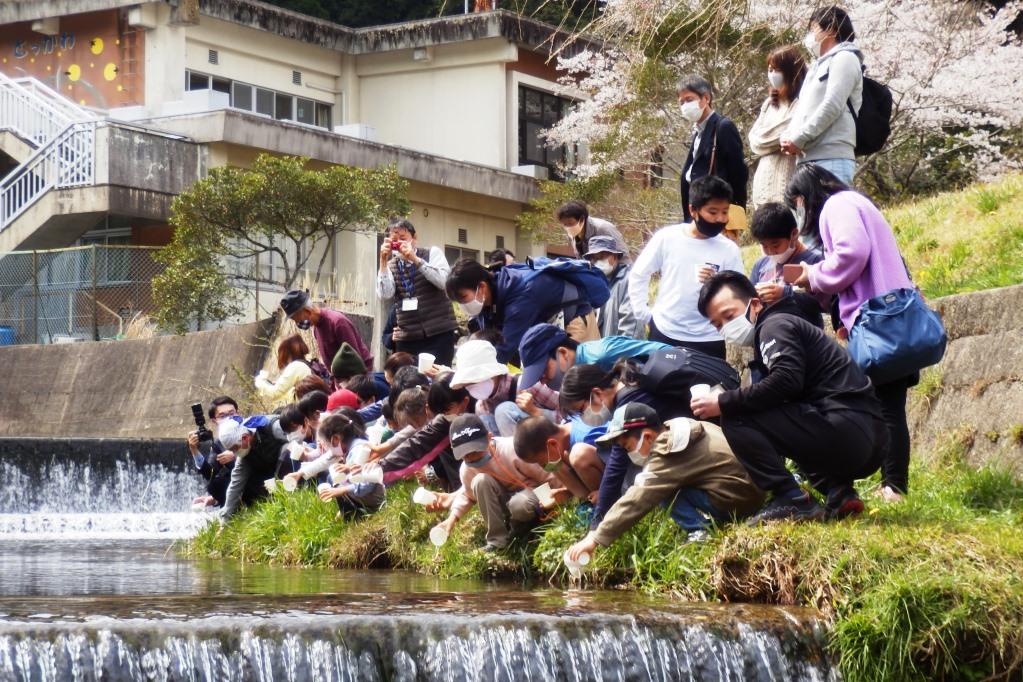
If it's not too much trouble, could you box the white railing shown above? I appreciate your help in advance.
[0,71,94,147]
[0,121,97,231]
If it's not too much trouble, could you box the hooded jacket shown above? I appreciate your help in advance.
[592,419,765,546]
[596,263,644,339]
[786,42,863,161]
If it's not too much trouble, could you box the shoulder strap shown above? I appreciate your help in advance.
[708,119,720,175]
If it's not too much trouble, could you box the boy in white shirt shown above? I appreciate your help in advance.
[628,175,744,360]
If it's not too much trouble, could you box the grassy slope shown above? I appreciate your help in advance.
[741,173,1023,299]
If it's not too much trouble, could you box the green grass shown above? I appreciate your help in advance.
[190,457,1023,681]
[740,173,1023,300]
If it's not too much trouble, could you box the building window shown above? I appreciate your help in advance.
[296,98,315,125]
[187,71,209,91]
[256,88,275,117]
[78,228,132,284]
[274,92,292,120]
[445,246,479,264]
[184,70,333,130]
[316,102,332,128]
[518,85,574,180]
[232,82,252,111]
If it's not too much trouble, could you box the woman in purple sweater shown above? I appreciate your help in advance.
[786,164,915,502]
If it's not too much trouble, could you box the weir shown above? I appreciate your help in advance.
[0,448,838,681]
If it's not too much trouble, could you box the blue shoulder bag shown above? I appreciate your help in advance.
[847,287,947,384]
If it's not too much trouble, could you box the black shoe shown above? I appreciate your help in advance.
[826,492,865,520]
[747,493,825,525]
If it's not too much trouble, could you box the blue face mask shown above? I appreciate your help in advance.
[465,452,492,468]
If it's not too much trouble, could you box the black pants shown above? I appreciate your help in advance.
[874,374,915,494]
[394,330,457,366]
[648,319,726,360]
[721,403,887,506]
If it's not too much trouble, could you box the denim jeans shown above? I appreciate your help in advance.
[493,401,556,438]
[802,157,856,185]
[666,488,730,531]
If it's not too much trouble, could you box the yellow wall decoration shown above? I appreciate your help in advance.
[66,64,81,81]
[103,63,117,81]
[89,37,104,55]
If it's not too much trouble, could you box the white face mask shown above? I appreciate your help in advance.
[287,429,304,443]
[627,432,647,467]
[459,286,484,317]
[680,99,704,123]
[767,243,797,266]
[593,258,615,277]
[803,31,823,58]
[234,446,250,459]
[581,394,612,427]
[768,70,784,89]
[562,221,584,238]
[467,378,495,401]
[793,203,806,232]
[721,302,756,347]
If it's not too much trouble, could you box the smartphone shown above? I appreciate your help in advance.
[782,263,803,284]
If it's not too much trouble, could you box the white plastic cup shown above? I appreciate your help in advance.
[263,478,278,494]
[281,476,298,492]
[352,465,384,485]
[288,442,304,460]
[534,483,555,508]
[191,501,208,513]
[429,525,449,547]
[690,384,711,399]
[413,487,437,506]
[563,549,590,577]
[317,482,332,495]
[418,352,436,373]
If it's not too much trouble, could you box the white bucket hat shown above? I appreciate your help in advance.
[450,339,509,388]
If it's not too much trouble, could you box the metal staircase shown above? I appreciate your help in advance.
[0,71,99,235]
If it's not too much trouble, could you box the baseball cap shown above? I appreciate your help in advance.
[595,403,663,443]
[449,414,490,460]
[218,417,253,450]
[517,324,570,390]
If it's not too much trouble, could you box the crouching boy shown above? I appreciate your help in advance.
[312,413,384,518]
[429,415,568,552]
[566,404,764,561]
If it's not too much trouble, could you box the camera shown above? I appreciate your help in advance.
[390,240,401,250]
[191,402,214,443]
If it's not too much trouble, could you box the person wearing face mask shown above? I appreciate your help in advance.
[781,6,863,184]
[629,176,745,360]
[186,395,240,508]
[748,202,828,332]
[691,271,887,524]
[217,414,291,521]
[749,47,807,210]
[566,404,764,561]
[303,413,385,518]
[555,201,630,263]
[426,415,564,552]
[280,290,373,378]
[445,259,609,365]
[678,75,748,224]
[449,339,559,438]
[582,236,642,339]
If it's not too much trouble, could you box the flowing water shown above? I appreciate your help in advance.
[0,449,838,681]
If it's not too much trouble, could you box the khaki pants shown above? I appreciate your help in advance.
[470,474,539,548]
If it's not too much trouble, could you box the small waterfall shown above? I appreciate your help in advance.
[0,454,206,539]
[0,611,836,682]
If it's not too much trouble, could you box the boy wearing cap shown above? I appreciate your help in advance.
[565,403,764,561]
[583,235,642,339]
[280,290,373,372]
[429,415,565,552]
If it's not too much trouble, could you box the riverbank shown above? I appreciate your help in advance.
[191,434,1023,681]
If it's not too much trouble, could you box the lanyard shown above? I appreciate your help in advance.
[396,257,416,298]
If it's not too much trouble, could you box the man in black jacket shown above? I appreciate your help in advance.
[689,271,887,523]
[678,75,748,222]
[217,416,290,520]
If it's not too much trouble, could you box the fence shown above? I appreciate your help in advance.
[0,245,166,346]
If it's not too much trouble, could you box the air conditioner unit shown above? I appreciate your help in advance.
[512,164,549,180]
[334,123,377,142]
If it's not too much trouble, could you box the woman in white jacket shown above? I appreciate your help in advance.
[749,46,806,210]
[255,333,313,407]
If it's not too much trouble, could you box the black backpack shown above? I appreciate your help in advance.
[635,347,740,403]
[848,71,893,157]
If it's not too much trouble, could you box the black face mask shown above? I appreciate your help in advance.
[695,215,727,238]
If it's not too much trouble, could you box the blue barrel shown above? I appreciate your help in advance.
[0,326,16,345]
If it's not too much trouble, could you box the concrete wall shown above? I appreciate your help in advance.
[908,284,1023,473]
[0,320,273,439]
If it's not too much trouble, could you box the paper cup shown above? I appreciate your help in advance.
[417,353,436,373]
[263,478,278,494]
[534,483,555,508]
[287,442,304,460]
[563,549,589,577]
[191,502,208,513]
[317,483,332,495]
[413,487,436,506]
[352,465,384,485]
[429,525,449,547]
[281,476,298,492]
[690,384,711,399]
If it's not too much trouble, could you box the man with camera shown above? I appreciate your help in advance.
[186,396,239,508]
[376,217,458,366]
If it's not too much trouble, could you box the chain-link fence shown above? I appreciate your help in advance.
[0,245,166,345]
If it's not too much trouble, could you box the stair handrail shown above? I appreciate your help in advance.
[0,72,95,147]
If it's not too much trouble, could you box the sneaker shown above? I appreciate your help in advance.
[878,485,904,504]
[747,493,825,525]
[826,493,865,520]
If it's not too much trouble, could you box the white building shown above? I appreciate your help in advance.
[0,0,587,342]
